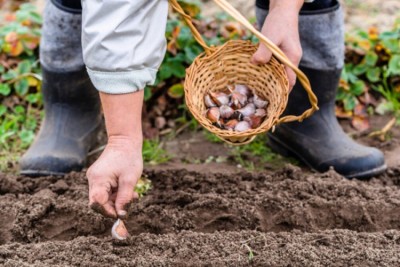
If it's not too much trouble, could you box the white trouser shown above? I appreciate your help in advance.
[81,0,169,94]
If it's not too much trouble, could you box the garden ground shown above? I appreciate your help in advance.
[1,115,400,266]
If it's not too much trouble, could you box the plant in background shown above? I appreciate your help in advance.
[0,3,42,153]
[134,176,152,198]
[142,138,171,165]
[337,19,400,131]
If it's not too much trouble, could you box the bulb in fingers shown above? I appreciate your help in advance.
[111,219,130,240]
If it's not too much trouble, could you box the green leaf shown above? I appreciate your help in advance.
[29,12,43,25]
[16,26,29,35]
[0,105,6,117]
[2,70,18,81]
[366,67,381,83]
[343,96,357,111]
[14,105,25,114]
[15,78,29,96]
[336,89,347,101]
[24,117,37,130]
[184,45,202,63]
[17,60,32,74]
[388,55,400,75]
[25,93,40,103]
[158,64,173,80]
[341,66,350,82]
[352,64,368,76]
[0,83,11,96]
[376,100,394,115]
[171,62,186,78]
[19,129,35,146]
[177,26,194,48]
[381,39,399,53]
[350,80,366,96]
[144,87,152,101]
[365,51,378,66]
[167,83,184,99]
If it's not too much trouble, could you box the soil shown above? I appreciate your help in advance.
[1,114,400,266]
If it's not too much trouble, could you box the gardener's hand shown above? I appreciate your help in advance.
[251,0,303,89]
[87,136,142,219]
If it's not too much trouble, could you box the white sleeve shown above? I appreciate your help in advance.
[81,0,168,94]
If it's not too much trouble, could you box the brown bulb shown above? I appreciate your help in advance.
[206,107,220,123]
[210,92,230,106]
[219,105,235,119]
[231,91,247,109]
[224,119,239,130]
[244,115,263,129]
[204,94,217,108]
[111,219,129,240]
[234,84,250,96]
[234,103,256,120]
[255,109,267,118]
[253,94,269,109]
[234,121,251,132]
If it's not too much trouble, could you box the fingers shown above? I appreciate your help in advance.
[251,44,272,65]
[282,45,302,90]
[285,67,297,91]
[89,181,117,219]
[115,175,137,219]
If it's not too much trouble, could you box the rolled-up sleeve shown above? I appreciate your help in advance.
[81,0,168,94]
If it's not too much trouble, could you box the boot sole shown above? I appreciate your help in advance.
[267,134,387,180]
[19,120,104,178]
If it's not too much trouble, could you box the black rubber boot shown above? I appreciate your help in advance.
[19,2,102,176]
[268,67,387,179]
[19,67,102,176]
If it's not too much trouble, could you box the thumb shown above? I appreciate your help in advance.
[115,175,136,219]
[251,44,272,65]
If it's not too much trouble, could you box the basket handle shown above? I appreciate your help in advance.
[169,0,214,55]
[169,0,320,124]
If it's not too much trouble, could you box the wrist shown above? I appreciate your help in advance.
[107,134,143,152]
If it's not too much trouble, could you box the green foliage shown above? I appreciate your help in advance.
[134,177,152,198]
[338,21,400,119]
[230,135,289,170]
[142,139,171,165]
[205,132,293,170]
[0,3,42,153]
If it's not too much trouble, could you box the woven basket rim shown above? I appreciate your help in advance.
[183,40,290,140]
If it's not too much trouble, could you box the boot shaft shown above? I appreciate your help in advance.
[40,1,83,72]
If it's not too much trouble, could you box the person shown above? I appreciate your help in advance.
[19,0,386,219]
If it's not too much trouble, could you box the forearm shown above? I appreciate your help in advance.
[100,91,144,148]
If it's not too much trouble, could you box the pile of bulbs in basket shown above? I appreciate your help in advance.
[205,84,269,132]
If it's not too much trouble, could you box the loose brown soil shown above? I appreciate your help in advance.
[1,117,400,267]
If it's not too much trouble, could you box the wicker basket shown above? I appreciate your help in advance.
[170,0,319,145]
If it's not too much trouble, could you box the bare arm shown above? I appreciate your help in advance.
[87,91,144,219]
